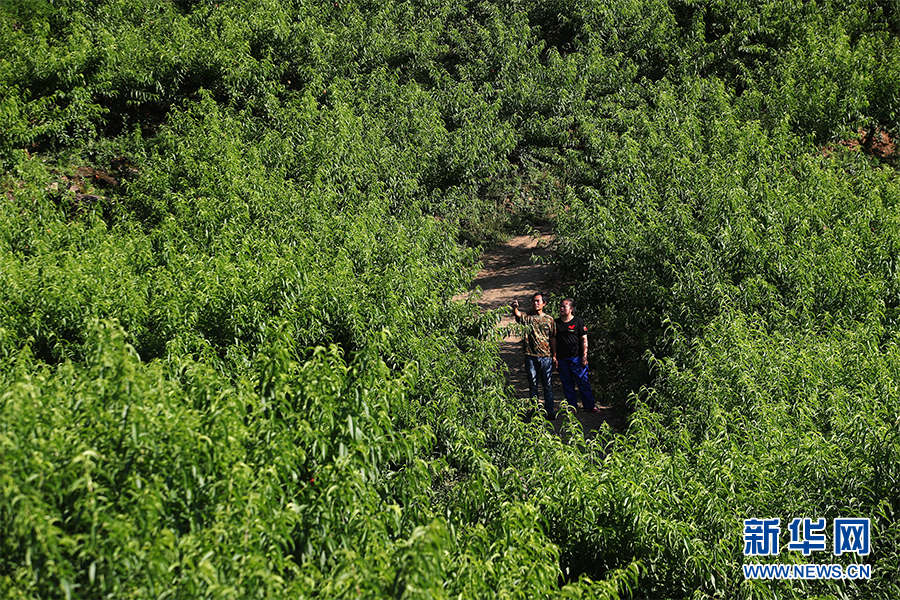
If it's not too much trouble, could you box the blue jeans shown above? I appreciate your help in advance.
[557,356,595,410]
[525,355,553,413]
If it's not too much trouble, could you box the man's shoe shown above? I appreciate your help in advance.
[582,407,599,413]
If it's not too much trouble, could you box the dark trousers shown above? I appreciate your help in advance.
[557,356,595,410]
[525,355,553,413]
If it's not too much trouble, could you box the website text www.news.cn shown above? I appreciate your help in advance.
[743,563,872,580]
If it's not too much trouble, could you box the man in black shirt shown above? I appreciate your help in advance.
[552,298,597,412]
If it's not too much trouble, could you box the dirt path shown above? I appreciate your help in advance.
[457,225,623,439]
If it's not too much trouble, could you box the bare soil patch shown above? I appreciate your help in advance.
[823,127,897,162]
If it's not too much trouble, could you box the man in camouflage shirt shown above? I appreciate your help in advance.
[511,292,557,417]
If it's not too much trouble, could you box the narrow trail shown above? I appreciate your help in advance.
[457,225,624,439]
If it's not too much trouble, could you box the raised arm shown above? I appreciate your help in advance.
[510,299,523,320]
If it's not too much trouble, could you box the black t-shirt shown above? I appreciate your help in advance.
[555,316,587,358]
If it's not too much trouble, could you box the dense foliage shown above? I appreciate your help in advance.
[2,0,898,598]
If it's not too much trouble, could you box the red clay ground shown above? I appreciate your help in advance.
[823,127,897,161]
[456,225,625,439]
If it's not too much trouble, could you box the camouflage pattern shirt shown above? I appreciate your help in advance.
[516,312,556,357]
